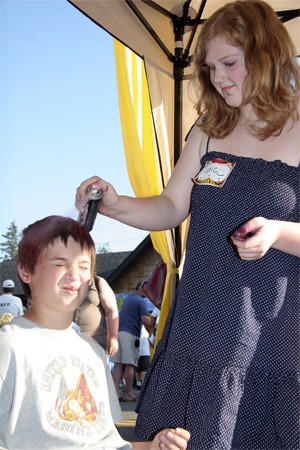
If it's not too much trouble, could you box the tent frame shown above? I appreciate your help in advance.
[69,0,299,266]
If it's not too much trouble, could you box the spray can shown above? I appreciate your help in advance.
[78,186,103,231]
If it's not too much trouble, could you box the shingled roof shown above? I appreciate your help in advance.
[105,235,152,284]
[0,239,148,296]
[96,251,131,279]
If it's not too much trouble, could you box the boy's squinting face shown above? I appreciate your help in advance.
[26,237,92,314]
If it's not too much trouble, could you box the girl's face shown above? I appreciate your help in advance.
[205,36,248,108]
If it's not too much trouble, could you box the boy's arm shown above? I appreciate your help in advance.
[0,337,13,437]
[97,340,123,423]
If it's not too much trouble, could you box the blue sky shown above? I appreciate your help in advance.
[0,0,148,253]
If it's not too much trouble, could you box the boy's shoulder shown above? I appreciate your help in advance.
[0,316,25,336]
[77,332,107,360]
[0,318,108,371]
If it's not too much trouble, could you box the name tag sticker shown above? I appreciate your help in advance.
[193,158,236,187]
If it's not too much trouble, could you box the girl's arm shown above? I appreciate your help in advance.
[76,124,204,232]
[231,217,300,259]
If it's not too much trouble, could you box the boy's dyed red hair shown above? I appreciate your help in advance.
[17,215,96,296]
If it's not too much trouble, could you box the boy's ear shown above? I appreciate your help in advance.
[17,264,32,283]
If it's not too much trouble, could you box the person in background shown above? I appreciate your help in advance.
[0,215,190,450]
[148,306,161,348]
[111,282,150,402]
[0,279,23,327]
[76,1,299,447]
[17,293,30,313]
[74,275,119,356]
[136,325,151,390]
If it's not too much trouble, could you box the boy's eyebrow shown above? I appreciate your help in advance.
[49,257,68,262]
[49,257,91,264]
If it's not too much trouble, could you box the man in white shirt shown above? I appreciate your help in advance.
[0,279,23,317]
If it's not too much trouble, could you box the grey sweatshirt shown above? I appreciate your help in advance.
[0,317,130,450]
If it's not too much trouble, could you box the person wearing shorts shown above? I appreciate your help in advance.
[111,282,150,402]
[136,325,150,390]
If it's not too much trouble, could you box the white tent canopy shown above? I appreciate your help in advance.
[69,0,300,253]
[68,1,300,336]
[69,0,300,166]
[69,1,300,76]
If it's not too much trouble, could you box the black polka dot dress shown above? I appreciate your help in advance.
[135,151,300,449]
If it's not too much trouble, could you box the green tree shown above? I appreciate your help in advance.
[97,242,111,254]
[0,221,20,261]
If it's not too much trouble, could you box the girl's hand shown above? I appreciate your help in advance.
[75,176,119,215]
[150,428,190,450]
[231,217,279,260]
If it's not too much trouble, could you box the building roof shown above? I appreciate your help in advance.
[0,235,151,295]
[96,251,131,279]
[105,235,151,283]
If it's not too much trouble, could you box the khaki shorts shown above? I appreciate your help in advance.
[110,331,139,367]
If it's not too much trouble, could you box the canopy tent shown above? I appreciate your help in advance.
[68,0,300,166]
[68,0,300,344]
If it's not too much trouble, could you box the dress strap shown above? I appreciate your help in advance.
[206,136,211,154]
[185,120,198,142]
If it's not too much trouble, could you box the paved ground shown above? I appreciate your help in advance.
[116,387,148,444]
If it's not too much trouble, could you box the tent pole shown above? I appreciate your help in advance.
[173,21,184,268]
[174,67,183,269]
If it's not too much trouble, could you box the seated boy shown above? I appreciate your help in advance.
[0,216,190,450]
